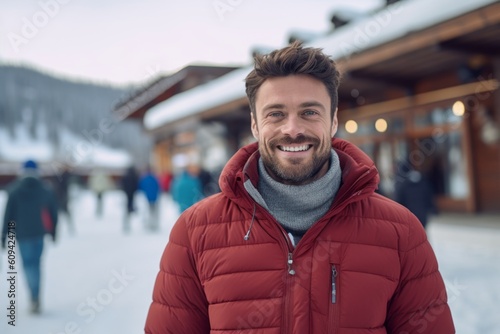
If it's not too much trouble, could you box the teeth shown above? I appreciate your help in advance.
[280,145,309,152]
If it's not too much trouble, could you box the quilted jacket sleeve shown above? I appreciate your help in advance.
[386,211,455,333]
[145,215,209,334]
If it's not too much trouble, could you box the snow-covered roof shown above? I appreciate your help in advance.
[144,0,497,131]
[144,66,250,130]
[114,70,189,118]
[309,0,497,60]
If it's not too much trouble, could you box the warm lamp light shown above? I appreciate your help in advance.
[345,120,358,134]
[375,118,388,133]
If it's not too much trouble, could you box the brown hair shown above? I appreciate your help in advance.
[245,41,341,120]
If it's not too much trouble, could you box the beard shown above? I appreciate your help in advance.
[259,135,331,185]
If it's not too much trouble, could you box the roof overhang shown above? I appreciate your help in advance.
[144,66,251,131]
[113,70,188,121]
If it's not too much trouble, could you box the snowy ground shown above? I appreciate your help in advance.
[0,189,499,334]
[0,189,180,334]
[428,216,500,334]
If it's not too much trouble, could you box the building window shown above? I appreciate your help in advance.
[415,104,463,128]
[422,131,469,199]
[445,131,469,199]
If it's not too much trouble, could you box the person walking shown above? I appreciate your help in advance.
[198,167,220,197]
[159,171,173,194]
[394,159,437,229]
[144,42,455,333]
[51,166,74,234]
[139,167,160,231]
[120,165,139,232]
[88,168,114,218]
[1,160,58,314]
[171,163,204,213]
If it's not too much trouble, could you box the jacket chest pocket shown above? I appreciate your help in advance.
[309,242,343,334]
[331,243,399,330]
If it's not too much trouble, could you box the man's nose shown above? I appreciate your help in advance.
[280,116,305,138]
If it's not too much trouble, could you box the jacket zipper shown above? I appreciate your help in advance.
[244,205,297,334]
[283,251,295,334]
[287,252,295,275]
[328,264,340,334]
[331,265,337,303]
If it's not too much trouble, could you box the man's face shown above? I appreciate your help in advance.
[251,74,338,185]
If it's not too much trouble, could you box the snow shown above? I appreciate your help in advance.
[144,66,250,130]
[0,190,499,334]
[0,124,131,171]
[0,189,180,334]
[428,219,500,333]
[142,0,497,131]
[57,127,132,169]
[310,0,498,60]
[0,124,54,162]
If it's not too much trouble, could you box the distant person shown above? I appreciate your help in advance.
[1,160,58,314]
[160,171,173,194]
[52,166,74,234]
[88,168,114,217]
[198,167,220,197]
[120,165,139,232]
[139,167,160,231]
[171,163,204,213]
[394,159,437,229]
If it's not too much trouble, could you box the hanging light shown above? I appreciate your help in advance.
[452,101,465,116]
[375,118,388,133]
[345,120,358,134]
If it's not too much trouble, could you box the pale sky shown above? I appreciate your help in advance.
[0,0,382,87]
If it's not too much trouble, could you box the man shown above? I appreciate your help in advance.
[2,160,58,314]
[145,42,455,333]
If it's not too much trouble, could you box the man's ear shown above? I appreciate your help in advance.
[251,112,259,139]
[331,108,338,137]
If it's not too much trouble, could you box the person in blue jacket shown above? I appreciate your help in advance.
[139,166,160,231]
[171,163,205,213]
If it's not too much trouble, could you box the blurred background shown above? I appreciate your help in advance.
[1,0,499,333]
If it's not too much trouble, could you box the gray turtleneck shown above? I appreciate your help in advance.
[245,149,342,245]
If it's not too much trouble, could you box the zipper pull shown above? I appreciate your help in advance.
[331,265,337,304]
[287,253,295,275]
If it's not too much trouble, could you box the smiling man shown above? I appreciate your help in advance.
[145,42,455,334]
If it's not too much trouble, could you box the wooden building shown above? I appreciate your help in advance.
[129,0,500,213]
[325,0,500,212]
[112,65,237,174]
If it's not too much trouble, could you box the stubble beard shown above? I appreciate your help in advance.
[260,136,331,185]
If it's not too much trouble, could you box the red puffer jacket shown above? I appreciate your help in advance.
[145,138,455,334]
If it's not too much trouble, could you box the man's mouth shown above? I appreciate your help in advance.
[277,144,312,152]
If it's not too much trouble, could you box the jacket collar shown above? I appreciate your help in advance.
[219,138,379,206]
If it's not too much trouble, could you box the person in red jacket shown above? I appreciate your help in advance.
[145,42,455,333]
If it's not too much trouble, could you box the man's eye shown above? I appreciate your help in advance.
[303,110,318,116]
[269,112,284,117]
